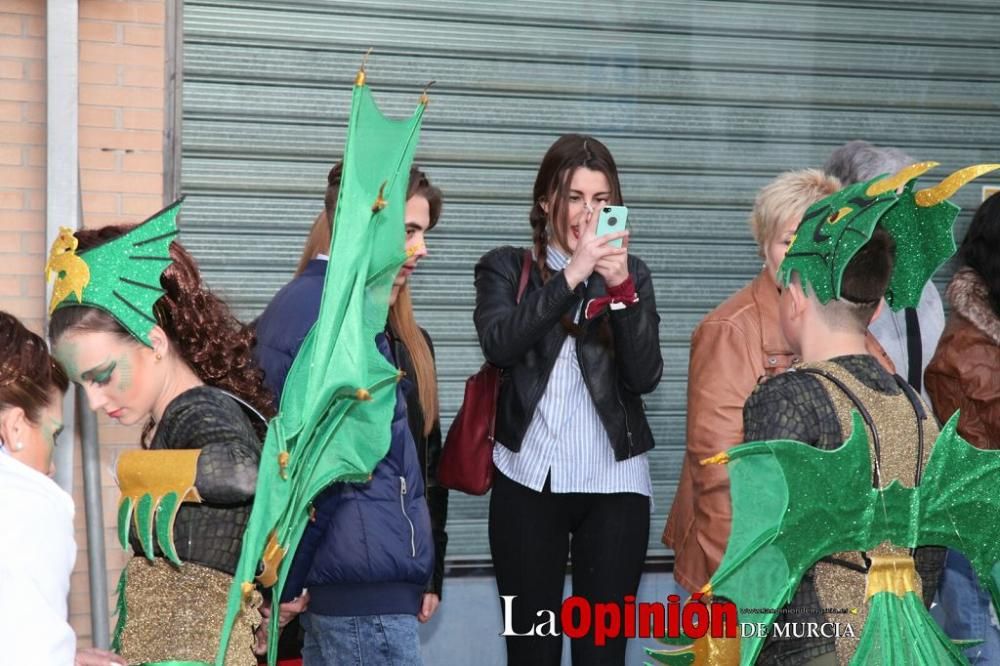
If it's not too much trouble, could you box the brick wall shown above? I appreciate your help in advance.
[0,0,167,648]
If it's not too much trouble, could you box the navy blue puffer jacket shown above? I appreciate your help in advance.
[280,333,435,616]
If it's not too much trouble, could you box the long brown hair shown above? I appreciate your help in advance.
[48,226,275,441]
[531,134,624,282]
[0,311,68,423]
[531,134,623,338]
[298,161,443,433]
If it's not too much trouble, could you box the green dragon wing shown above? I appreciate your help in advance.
[215,70,426,664]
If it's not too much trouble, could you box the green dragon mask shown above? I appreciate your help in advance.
[45,200,182,347]
[778,163,999,310]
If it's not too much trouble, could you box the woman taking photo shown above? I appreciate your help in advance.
[0,311,127,665]
[47,204,273,665]
[475,134,662,665]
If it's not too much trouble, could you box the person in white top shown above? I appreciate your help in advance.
[0,311,124,666]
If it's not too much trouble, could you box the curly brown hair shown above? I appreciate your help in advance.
[48,225,274,440]
[0,311,69,423]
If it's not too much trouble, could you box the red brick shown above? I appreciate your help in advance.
[24,189,44,210]
[81,147,119,171]
[23,277,43,298]
[0,212,41,235]
[0,79,43,102]
[21,231,45,254]
[0,37,43,59]
[0,100,21,119]
[2,297,42,319]
[0,120,43,143]
[0,15,23,36]
[25,146,44,167]
[79,127,161,151]
[20,101,43,123]
[0,276,19,296]
[24,60,43,81]
[82,191,119,214]
[0,146,21,165]
[80,41,160,66]
[80,21,119,43]
[81,213,144,228]
[122,108,162,131]
[3,0,44,14]
[79,105,118,128]
[23,15,44,38]
[80,62,119,86]
[122,151,161,174]
[124,25,163,47]
[0,231,19,250]
[121,65,163,88]
[122,194,162,215]
[80,1,165,24]
[0,191,25,210]
[0,59,23,79]
[0,165,43,188]
[80,84,163,109]
[81,169,161,195]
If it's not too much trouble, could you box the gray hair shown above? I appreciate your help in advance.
[824,140,915,186]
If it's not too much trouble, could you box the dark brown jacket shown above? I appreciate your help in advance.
[926,268,1000,449]
[663,269,894,592]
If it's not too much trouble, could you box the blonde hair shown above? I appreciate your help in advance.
[749,168,841,256]
[295,211,330,277]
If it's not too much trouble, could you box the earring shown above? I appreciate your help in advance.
[12,442,23,452]
[155,352,163,361]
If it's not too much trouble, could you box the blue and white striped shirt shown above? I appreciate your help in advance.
[493,247,652,496]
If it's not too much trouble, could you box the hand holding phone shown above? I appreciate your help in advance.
[595,205,629,248]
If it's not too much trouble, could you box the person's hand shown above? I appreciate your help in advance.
[594,230,630,287]
[564,206,627,289]
[75,647,126,666]
[417,592,440,623]
[254,592,310,655]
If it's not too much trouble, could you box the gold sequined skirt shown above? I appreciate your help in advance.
[115,557,261,666]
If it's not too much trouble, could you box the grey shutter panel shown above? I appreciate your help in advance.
[180,0,1000,567]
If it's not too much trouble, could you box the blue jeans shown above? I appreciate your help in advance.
[936,550,1000,665]
[301,612,423,666]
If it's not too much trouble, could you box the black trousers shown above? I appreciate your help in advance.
[489,470,650,666]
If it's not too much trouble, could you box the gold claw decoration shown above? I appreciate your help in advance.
[45,226,91,314]
[371,181,388,213]
[699,582,713,596]
[241,581,255,601]
[116,449,202,566]
[355,47,373,86]
[405,241,425,258]
[914,164,1000,208]
[278,450,290,480]
[865,554,917,600]
[865,161,940,197]
[396,369,406,383]
[355,388,372,401]
[419,80,436,106]
[700,451,730,466]
[255,530,288,588]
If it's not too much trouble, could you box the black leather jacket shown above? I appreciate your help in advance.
[474,246,663,461]
[388,325,448,598]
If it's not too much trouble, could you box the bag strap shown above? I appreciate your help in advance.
[516,250,532,304]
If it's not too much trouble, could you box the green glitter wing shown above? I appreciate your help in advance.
[47,200,181,346]
[648,413,1000,666]
[215,73,426,665]
[779,164,999,310]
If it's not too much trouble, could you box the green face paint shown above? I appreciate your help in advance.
[53,339,81,383]
[115,355,134,393]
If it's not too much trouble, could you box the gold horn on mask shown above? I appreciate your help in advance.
[914,164,1000,208]
[865,161,940,197]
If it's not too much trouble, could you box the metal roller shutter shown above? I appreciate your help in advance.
[179,0,1000,566]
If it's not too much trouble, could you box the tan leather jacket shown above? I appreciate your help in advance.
[926,268,1000,449]
[663,269,894,592]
